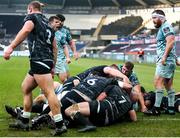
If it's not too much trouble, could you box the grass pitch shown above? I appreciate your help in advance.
[0,57,180,137]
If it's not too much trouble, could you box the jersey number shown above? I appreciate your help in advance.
[46,29,52,44]
[118,96,127,104]
[87,79,97,86]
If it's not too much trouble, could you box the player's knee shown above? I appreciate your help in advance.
[65,104,79,118]
[21,84,32,94]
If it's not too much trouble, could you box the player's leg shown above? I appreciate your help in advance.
[34,73,67,135]
[164,77,175,114]
[144,74,164,115]
[56,61,69,83]
[33,94,46,104]
[65,102,96,132]
[58,72,68,84]
[9,73,37,130]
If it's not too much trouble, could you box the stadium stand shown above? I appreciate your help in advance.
[64,0,89,7]
[0,0,180,62]
[100,16,143,36]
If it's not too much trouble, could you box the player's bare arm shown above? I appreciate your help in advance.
[128,109,137,122]
[69,40,79,60]
[4,21,34,60]
[162,35,175,65]
[52,38,57,65]
[64,45,71,64]
[103,66,130,84]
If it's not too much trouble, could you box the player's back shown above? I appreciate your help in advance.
[25,13,55,61]
[106,85,132,114]
[75,75,115,100]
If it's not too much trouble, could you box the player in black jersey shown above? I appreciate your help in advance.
[65,85,137,132]
[3,1,66,136]
[29,65,133,129]
[35,64,131,115]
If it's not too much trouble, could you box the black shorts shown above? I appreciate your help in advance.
[29,60,53,76]
[61,90,85,113]
[89,100,114,126]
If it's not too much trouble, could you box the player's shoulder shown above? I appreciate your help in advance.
[62,27,70,33]
[161,21,173,30]
[129,71,138,80]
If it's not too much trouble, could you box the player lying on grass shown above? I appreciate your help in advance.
[64,85,137,132]
[142,89,180,114]
[30,77,136,132]
[5,65,138,131]
[5,76,134,131]
[131,86,180,114]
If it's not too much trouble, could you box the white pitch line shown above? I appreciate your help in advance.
[139,118,180,121]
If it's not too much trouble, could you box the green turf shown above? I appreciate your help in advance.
[0,57,180,137]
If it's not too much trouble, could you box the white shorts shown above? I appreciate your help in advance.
[55,60,69,74]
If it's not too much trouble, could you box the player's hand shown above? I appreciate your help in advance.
[3,46,13,60]
[73,52,79,60]
[123,76,131,84]
[66,58,71,64]
[161,57,166,66]
[73,79,80,86]
[176,59,180,66]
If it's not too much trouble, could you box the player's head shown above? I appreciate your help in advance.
[152,9,166,28]
[56,14,65,27]
[121,61,134,76]
[143,91,155,109]
[27,1,44,14]
[49,16,61,31]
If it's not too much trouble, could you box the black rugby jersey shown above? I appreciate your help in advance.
[76,65,108,81]
[105,85,132,119]
[24,13,55,61]
[74,75,116,100]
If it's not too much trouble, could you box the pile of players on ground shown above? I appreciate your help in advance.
[5,64,180,133]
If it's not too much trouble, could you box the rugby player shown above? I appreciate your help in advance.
[144,9,176,116]
[65,85,137,132]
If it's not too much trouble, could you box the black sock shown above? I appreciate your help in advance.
[73,112,93,126]
[40,106,50,115]
[19,115,29,124]
[55,120,64,129]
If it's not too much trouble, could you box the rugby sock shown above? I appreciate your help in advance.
[21,111,31,123]
[53,114,63,128]
[154,89,164,107]
[167,89,175,107]
[40,105,50,115]
[73,112,93,126]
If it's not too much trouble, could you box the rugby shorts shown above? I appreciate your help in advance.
[55,59,69,74]
[29,60,53,76]
[155,62,176,78]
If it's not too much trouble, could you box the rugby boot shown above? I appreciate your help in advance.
[73,112,96,132]
[78,125,96,132]
[9,116,29,131]
[31,114,51,130]
[144,106,161,116]
[5,105,22,118]
[163,106,175,115]
[51,123,67,136]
